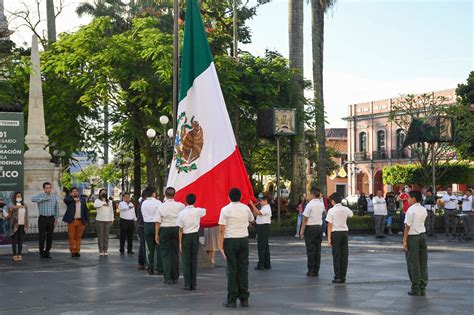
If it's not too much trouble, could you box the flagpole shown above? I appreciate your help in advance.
[172,0,179,138]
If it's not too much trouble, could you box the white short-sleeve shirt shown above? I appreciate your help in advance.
[302,199,325,226]
[157,199,185,227]
[176,205,206,234]
[218,202,254,238]
[141,198,162,223]
[256,204,272,225]
[459,195,472,212]
[404,203,427,235]
[373,196,388,215]
[443,194,458,210]
[119,201,137,221]
[325,204,353,232]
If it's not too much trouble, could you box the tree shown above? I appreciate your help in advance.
[288,0,306,205]
[311,0,335,196]
[388,93,457,187]
[453,71,474,160]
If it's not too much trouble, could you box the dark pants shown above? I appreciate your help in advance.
[160,226,180,281]
[425,211,436,236]
[182,232,199,287]
[256,224,271,269]
[406,233,428,293]
[12,225,25,255]
[304,225,322,273]
[144,222,163,272]
[120,218,135,252]
[374,215,386,236]
[137,224,145,266]
[331,231,349,281]
[38,215,55,256]
[444,209,458,235]
[224,237,250,304]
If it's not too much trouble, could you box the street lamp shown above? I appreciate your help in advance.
[116,150,132,193]
[147,115,172,190]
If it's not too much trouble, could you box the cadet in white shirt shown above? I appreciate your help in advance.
[177,193,206,290]
[459,189,473,237]
[442,188,459,236]
[300,188,325,277]
[326,192,353,284]
[423,190,437,237]
[156,187,185,284]
[141,187,163,275]
[219,188,254,309]
[373,190,388,238]
[249,195,272,270]
[119,192,137,255]
[403,190,428,296]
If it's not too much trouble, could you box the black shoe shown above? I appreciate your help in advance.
[44,253,52,259]
[148,270,154,275]
[172,279,178,284]
[183,286,192,291]
[127,251,134,255]
[254,266,265,270]
[332,279,343,284]
[306,271,318,277]
[380,235,386,238]
[222,302,236,308]
[76,253,81,257]
[341,279,346,283]
[264,266,272,270]
[190,286,196,291]
[163,280,172,284]
[240,300,249,307]
[420,290,426,296]
[408,291,421,296]
[119,250,125,255]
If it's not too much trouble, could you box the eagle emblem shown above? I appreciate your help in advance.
[174,112,204,173]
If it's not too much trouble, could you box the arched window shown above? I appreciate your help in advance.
[376,130,386,152]
[396,129,406,151]
[359,132,367,152]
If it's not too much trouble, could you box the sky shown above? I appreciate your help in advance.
[4,0,473,128]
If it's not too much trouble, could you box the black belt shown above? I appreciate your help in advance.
[257,223,271,225]
[40,215,55,218]
[306,225,322,227]
[445,209,456,211]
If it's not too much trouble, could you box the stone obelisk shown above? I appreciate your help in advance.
[23,36,64,224]
[0,0,11,39]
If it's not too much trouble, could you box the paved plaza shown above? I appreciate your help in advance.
[0,235,473,315]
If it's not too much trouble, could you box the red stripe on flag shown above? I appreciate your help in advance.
[174,146,255,228]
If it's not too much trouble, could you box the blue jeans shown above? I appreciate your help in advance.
[296,214,303,236]
[386,216,393,227]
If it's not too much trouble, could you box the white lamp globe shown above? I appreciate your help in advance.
[146,128,156,139]
[159,115,169,126]
[167,128,174,138]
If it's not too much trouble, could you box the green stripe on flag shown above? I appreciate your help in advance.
[179,0,213,102]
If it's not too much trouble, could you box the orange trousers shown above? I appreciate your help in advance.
[68,219,85,254]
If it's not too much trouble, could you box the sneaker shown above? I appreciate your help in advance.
[104,252,109,256]
[408,291,421,296]
[99,252,104,256]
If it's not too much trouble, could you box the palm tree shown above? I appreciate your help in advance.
[311,0,335,196]
[288,0,306,205]
[76,0,129,33]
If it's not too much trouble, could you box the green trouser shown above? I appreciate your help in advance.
[144,222,163,273]
[224,237,250,304]
[256,224,271,269]
[331,231,349,281]
[406,233,428,293]
[304,225,323,273]
[182,232,199,287]
[160,226,180,281]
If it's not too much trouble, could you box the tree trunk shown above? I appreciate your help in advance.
[46,0,57,44]
[288,0,306,205]
[311,0,328,196]
[133,137,141,202]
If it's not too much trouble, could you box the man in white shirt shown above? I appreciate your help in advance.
[423,190,437,237]
[156,187,185,284]
[442,188,459,236]
[299,188,325,277]
[249,195,272,271]
[326,192,353,284]
[141,187,163,275]
[373,190,388,238]
[219,188,254,309]
[403,190,428,297]
[119,192,137,255]
[177,193,206,290]
[459,189,473,237]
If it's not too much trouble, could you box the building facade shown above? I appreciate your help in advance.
[344,89,456,196]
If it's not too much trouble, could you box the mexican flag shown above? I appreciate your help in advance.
[167,0,255,227]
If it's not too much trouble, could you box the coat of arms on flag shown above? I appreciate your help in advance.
[174,112,204,173]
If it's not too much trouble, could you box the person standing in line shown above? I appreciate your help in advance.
[204,226,220,266]
[423,189,437,237]
[295,194,307,237]
[63,187,89,258]
[442,188,459,236]
[357,192,368,214]
[249,195,272,270]
[219,188,255,309]
[9,192,28,261]
[373,191,387,238]
[326,192,353,284]
[93,189,115,256]
[135,190,147,270]
[459,189,473,238]
[299,188,325,277]
[367,194,374,216]
[141,187,163,275]
[403,190,428,296]
[119,192,136,255]
[156,187,185,284]
[32,182,59,259]
[386,192,396,235]
[177,193,206,290]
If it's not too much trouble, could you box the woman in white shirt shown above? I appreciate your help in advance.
[9,192,29,262]
[94,189,115,256]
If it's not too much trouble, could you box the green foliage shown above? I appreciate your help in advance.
[383,162,474,187]
[453,71,474,160]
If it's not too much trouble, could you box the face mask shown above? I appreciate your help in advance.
[100,193,107,197]
[16,198,22,203]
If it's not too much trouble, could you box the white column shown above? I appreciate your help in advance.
[369,168,374,194]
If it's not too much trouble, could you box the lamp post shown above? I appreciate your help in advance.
[147,116,173,192]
